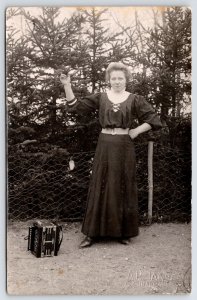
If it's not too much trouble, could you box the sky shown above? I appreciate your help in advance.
[6,6,164,37]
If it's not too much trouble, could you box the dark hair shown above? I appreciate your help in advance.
[105,62,131,83]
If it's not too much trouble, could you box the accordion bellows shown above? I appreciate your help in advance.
[28,220,63,258]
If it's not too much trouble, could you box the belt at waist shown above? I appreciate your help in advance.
[101,128,129,135]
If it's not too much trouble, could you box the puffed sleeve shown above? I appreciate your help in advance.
[134,95,162,131]
[66,92,100,115]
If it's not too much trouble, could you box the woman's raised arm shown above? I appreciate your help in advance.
[60,73,101,114]
[60,74,75,102]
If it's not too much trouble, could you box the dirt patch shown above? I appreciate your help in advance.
[7,221,191,295]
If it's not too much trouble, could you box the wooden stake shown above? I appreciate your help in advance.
[148,141,154,224]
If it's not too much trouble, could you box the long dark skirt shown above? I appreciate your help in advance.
[81,133,139,238]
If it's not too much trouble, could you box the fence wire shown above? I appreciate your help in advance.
[8,143,191,224]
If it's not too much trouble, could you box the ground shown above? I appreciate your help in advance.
[7,221,191,296]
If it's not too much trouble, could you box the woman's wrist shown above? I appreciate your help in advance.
[63,83,72,89]
[63,84,75,101]
[136,123,152,135]
[134,126,143,135]
[129,127,141,134]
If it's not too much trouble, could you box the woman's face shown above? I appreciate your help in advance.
[109,70,127,92]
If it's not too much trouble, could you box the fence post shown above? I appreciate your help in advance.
[148,141,154,224]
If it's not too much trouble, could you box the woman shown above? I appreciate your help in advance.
[60,62,162,248]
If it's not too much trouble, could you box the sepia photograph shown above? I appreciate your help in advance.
[6,6,191,295]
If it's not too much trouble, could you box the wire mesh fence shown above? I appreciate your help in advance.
[7,142,191,224]
[152,144,191,223]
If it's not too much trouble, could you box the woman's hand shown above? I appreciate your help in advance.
[60,74,71,86]
[129,128,140,140]
[60,74,75,101]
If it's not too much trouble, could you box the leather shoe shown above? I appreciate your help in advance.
[119,238,130,245]
[79,237,94,248]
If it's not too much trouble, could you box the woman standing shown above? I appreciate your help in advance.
[60,62,162,248]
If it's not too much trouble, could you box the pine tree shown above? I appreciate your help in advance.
[7,7,87,146]
[6,8,39,145]
[147,7,191,118]
[77,8,131,93]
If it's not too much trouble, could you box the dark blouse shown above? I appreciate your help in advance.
[67,92,162,131]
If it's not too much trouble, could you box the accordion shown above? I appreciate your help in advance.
[28,220,63,258]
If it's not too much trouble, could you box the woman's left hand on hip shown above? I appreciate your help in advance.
[129,128,140,140]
